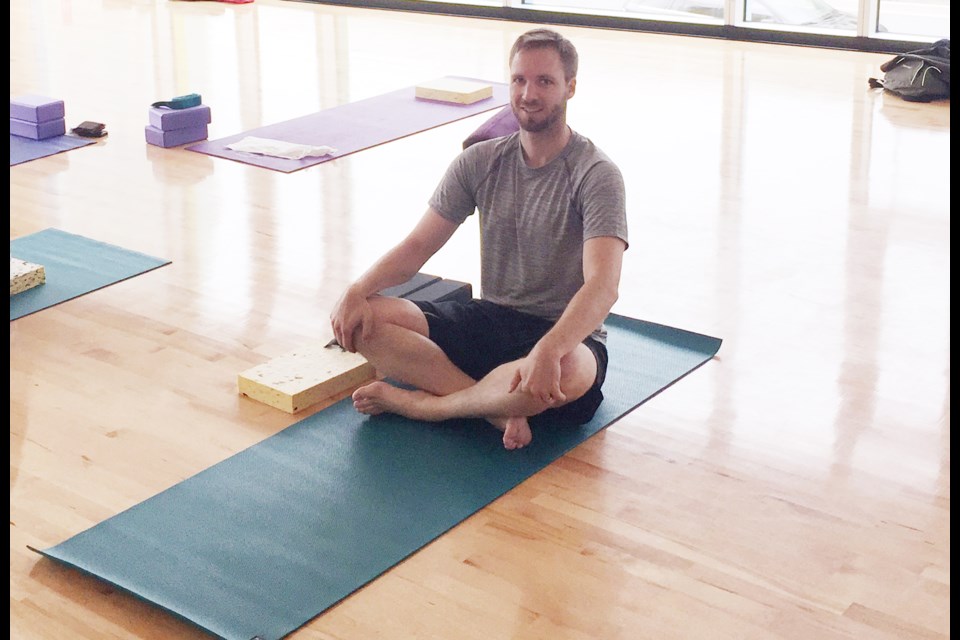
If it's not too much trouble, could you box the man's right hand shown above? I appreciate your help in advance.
[328,208,458,352]
[330,286,373,353]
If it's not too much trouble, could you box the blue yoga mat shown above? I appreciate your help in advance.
[10,228,171,321]
[10,133,96,166]
[32,314,721,640]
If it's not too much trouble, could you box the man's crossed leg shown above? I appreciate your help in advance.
[348,296,600,450]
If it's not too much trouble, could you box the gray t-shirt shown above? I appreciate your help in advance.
[429,129,628,339]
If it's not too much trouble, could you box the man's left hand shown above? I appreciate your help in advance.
[508,345,565,405]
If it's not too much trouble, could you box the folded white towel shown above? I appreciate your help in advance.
[225,136,337,160]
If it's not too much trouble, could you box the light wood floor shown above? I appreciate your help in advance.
[10,1,950,638]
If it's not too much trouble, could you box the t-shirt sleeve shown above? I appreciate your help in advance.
[579,160,629,250]
[428,146,484,225]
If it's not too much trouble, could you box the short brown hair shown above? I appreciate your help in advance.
[509,28,579,81]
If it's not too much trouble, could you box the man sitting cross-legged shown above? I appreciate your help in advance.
[330,28,628,449]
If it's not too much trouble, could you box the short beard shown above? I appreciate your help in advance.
[513,102,566,133]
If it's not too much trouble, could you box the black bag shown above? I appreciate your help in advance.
[868,39,950,102]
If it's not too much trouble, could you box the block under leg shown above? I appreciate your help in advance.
[238,273,476,413]
[238,343,376,414]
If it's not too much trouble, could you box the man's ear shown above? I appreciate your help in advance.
[567,77,577,99]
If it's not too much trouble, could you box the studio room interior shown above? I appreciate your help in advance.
[10,0,949,638]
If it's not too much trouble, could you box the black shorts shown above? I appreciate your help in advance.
[412,298,607,426]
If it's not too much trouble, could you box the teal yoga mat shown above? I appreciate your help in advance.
[10,228,171,321]
[32,314,721,640]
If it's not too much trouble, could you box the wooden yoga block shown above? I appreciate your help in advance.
[10,257,45,296]
[414,78,493,105]
[238,342,376,414]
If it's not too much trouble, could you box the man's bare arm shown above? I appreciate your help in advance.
[331,208,459,351]
[511,235,626,402]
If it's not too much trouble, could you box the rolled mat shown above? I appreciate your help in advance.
[31,313,721,640]
[186,77,509,173]
[10,228,171,321]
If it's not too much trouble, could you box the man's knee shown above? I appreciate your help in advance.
[354,297,429,351]
[510,343,598,416]
[558,342,599,401]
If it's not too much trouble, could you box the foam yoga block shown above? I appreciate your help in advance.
[10,117,66,140]
[403,279,472,303]
[149,105,212,131]
[377,272,441,298]
[10,95,65,123]
[145,124,208,148]
[462,106,520,150]
[10,257,46,296]
[415,78,494,105]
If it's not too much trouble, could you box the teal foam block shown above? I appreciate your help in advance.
[10,228,171,321]
[32,314,721,640]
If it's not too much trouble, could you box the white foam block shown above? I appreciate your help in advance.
[415,78,493,105]
[10,257,45,296]
[238,342,377,414]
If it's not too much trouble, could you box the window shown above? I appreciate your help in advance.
[395,0,948,49]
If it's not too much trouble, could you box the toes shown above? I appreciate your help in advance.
[502,434,526,450]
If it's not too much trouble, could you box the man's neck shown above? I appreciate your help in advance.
[519,124,572,169]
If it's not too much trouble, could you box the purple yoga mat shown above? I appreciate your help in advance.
[187,77,509,173]
[10,134,96,166]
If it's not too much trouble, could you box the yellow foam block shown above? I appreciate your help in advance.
[10,257,46,296]
[238,342,377,414]
[415,78,493,105]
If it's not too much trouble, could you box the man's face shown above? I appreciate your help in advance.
[509,47,575,134]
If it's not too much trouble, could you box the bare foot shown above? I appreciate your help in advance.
[352,381,437,419]
[501,416,532,450]
[355,382,533,450]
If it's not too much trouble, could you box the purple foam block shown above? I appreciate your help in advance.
[10,95,66,124]
[149,105,212,132]
[10,117,66,140]
[462,106,519,150]
[145,124,208,148]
